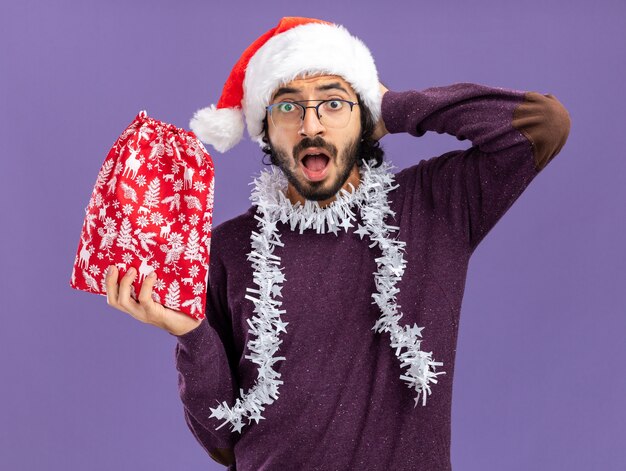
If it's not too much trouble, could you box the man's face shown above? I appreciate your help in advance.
[266,74,362,203]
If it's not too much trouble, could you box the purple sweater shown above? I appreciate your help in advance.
[173,84,571,470]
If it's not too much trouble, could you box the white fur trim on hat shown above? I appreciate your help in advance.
[190,105,245,153]
[243,22,381,147]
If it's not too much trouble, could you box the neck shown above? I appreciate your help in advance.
[286,164,361,208]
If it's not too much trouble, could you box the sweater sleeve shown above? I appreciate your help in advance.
[172,245,239,467]
[383,83,571,251]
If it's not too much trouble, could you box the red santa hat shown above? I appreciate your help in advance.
[189,16,381,153]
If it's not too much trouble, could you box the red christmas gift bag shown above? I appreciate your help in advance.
[70,110,215,320]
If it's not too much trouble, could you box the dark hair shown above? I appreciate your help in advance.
[260,93,384,168]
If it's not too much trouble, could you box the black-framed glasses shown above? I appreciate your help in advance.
[266,99,359,130]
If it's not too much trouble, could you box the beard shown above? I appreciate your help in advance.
[268,135,361,202]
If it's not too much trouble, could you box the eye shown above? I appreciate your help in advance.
[276,102,298,113]
[323,100,344,111]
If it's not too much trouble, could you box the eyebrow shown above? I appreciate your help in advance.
[272,86,300,101]
[316,82,350,95]
[272,82,352,101]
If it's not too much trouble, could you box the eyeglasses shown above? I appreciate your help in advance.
[266,99,359,130]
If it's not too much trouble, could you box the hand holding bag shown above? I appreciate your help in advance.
[70,111,215,320]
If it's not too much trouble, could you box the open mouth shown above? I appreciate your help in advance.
[299,148,331,182]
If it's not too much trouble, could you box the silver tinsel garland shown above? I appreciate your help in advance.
[209,160,445,434]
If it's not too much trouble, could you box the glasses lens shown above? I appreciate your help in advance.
[318,100,351,128]
[270,102,303,129]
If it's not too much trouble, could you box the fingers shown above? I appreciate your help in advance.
[117,267,138,306]
[105,265,121,309]
[105,265,140,317]
[105,265,160,325]
[137,271,157,306]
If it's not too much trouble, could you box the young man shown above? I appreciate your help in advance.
[105,17,570,470]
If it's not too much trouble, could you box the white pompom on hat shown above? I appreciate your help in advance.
[190,16,381,153]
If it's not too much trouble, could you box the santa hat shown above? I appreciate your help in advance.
[190,17,381,153]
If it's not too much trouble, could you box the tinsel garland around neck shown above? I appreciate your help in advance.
[209,160,445,434]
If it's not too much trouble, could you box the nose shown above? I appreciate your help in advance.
[298,106,325,138]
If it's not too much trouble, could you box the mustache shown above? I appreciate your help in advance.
[293,137,337,161]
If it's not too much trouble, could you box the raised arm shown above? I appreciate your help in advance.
[381,82,571,250]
